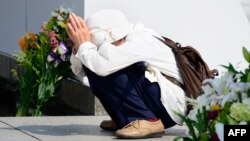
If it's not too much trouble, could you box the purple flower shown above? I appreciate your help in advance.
[208,110,219,120]
[47,51,56,62]
[211,133,220,141]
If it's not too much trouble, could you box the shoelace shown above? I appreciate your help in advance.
[122,120,140,129]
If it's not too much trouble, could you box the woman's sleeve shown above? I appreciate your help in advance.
[74,41,145,76]
[70,53,86,78]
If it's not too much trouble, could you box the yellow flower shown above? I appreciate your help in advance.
[211,104,221,111]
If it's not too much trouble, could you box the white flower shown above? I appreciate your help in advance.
[196,94,209,106]
[209,94,223,106]
[243,98,250,106]
[201,82,215,95]
[59,5,66,13]
[221,91,237,107]
[235,73,243,79]
[215,73,234,95]
[187,107,198,121]
[57,15,64,21]
[242,92,249,99]
[47,53,55,62]
[230,82,249,93]
[239,121,248,125]
[51,11,58,17]
[202,73,234,96]
[58,42,68,56]
[59,5,72,13]
[215,123,224,141]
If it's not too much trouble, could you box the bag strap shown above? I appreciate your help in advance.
[156,36,180,47]
[156,36,219,78]
[161,73,184,89]
[154,36,184,89]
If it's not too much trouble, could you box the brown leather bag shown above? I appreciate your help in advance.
[156,36,219,99]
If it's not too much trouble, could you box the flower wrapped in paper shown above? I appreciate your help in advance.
[14,6,73,116]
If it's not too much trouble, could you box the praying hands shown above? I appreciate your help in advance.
[66,13,91,53]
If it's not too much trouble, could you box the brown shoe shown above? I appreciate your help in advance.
[115,119,165,139]
[100,120,119,131]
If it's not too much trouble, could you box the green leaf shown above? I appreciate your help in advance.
[217,111,229,124]
[223,102,232,113]
[33,107,42,116]
[243,47,250,63]
[38,82,46,100]
[199,132,209,141]
[247,72,250,82]
[45,82,55,99]
[221,63,238,73]
[184,118,198,141]
[194,107,208,133]
[247,89,250,97]
[173,136,182,141]
[175,112,198,141]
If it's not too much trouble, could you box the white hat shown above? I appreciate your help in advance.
[86,9,131,46]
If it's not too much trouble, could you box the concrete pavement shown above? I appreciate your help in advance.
[0,116,187,141]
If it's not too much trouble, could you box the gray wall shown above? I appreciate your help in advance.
[241,0,250,22]
[1,0,249,56]
[0,0,84,55]
[85,0,250,73]
[0,0,25,55]
[0,0,106,116]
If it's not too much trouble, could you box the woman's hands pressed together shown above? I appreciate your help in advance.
[66,13,91,53]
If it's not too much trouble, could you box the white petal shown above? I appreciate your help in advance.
[215,123,224,141]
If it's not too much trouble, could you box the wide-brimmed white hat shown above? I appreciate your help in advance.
[86,9,131,46]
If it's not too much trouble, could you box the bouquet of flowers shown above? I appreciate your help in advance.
[14,6,73,116]
[175,47,250,141]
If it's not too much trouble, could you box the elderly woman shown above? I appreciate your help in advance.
[67,9,186,139]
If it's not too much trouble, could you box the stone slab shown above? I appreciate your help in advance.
[0,116,187,141]
[0,52,101,116]
[0,121,38,141]
[0,52,11,80]
[58,78,95,115]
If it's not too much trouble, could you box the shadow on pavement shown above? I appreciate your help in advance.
[13,124,115,137]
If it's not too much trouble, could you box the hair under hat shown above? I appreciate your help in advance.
[86,9,131,46]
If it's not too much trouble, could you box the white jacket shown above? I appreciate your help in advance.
[70,24,187,125]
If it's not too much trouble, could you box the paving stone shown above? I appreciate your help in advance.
[0,116,187,141]
[0,121,38,141]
